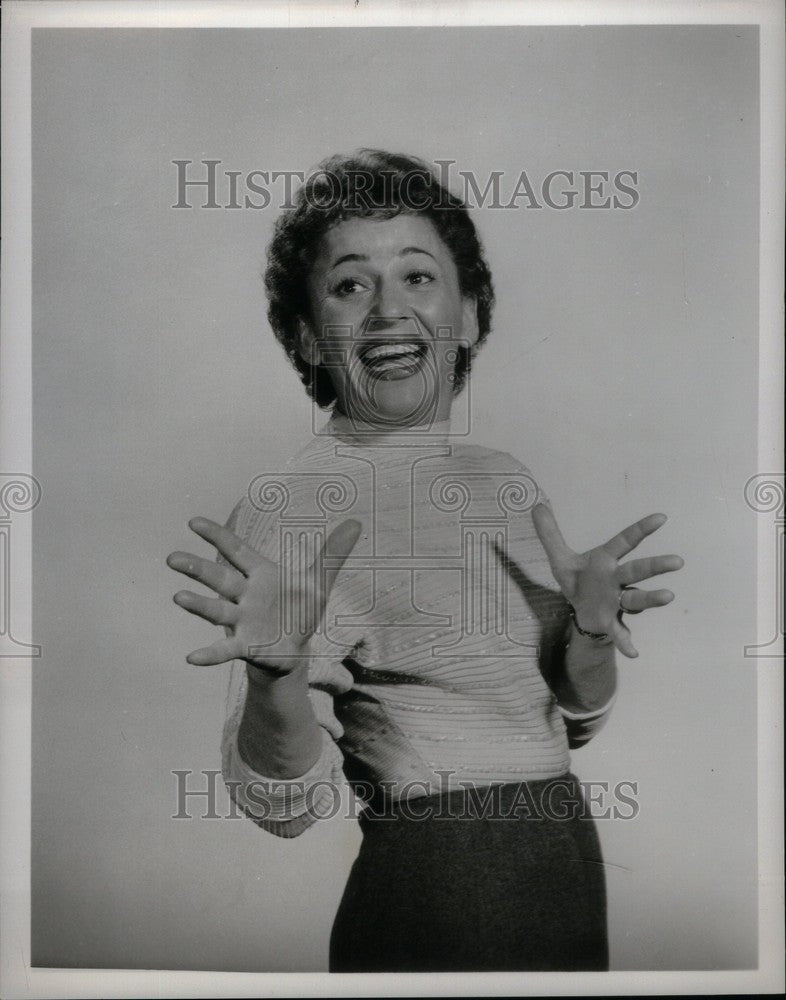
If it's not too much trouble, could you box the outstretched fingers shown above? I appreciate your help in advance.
[619,586,675,613]
[186,637,239,667]
[315,519,363,602]
[173,590,237,627]
[187,517,261,575]
[617,553,684,586]
[603,513,668,560]
[611,617,639,659]
[167,550,245,600]
[532,503,573,569]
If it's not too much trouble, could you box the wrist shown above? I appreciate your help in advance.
[245,656,309,688]
[243,634,311,678]
[567,603,613,643]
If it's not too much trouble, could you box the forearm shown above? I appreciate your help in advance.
[237,663,324,779]
[556,621,618,714]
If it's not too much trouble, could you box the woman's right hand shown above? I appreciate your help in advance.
[167,516,362,674]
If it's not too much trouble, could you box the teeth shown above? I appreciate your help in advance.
[362,342,423,362]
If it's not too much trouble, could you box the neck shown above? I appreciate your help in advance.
[326,408,452,446]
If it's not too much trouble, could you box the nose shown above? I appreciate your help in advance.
[367,276,409,331]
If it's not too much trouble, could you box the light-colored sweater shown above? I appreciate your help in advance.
[222,413,614,837]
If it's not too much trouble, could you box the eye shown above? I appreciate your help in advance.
[405,269,436,286]
[332,277,366,297]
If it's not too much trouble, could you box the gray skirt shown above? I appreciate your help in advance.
[329,774,608,973]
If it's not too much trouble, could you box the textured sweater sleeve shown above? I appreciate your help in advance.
[558,693,617,748]
[218,498,354,838]
[497,450,617,748]
[221,656,352,838]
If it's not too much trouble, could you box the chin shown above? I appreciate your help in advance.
[344,371,449,428]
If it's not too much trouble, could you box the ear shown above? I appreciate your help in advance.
[461,295,480,350]
[296,317,318,366]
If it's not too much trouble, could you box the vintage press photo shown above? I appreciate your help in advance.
[1,1,783,996]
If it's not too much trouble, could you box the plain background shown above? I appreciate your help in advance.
[31,26,759,971]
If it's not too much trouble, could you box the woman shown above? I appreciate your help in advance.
[167,150,683,972]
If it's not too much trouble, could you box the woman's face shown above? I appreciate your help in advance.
[298,214,479,428]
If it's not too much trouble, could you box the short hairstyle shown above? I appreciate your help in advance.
[264,149,495,408]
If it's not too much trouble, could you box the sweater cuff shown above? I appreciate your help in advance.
[558,692,617,748]
[557,691,617,722]
[225,727,343,825]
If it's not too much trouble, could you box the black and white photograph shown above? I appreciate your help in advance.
[1,0,783,996]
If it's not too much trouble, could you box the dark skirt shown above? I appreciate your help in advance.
[329,774,608,973]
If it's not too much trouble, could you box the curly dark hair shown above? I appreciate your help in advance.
[264,149,495,408]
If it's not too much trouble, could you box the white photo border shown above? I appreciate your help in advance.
[1,1,783,997]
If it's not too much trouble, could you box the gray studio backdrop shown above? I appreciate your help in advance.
[32,27,758,971]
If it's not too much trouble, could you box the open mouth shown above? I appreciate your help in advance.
[356,341,428,380]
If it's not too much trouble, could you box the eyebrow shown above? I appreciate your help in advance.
[330,246,437,269]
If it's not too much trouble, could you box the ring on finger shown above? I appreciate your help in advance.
[618,585,643,614]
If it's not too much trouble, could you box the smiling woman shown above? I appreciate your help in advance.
[264,150,495,410]
[296,214,479,425]
[167,149,684,972]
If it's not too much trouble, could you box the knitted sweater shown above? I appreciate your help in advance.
[221,413,614,837]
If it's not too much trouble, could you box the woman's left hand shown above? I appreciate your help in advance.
[532,504,684,659]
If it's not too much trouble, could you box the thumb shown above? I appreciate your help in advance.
[316,518,363,601]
